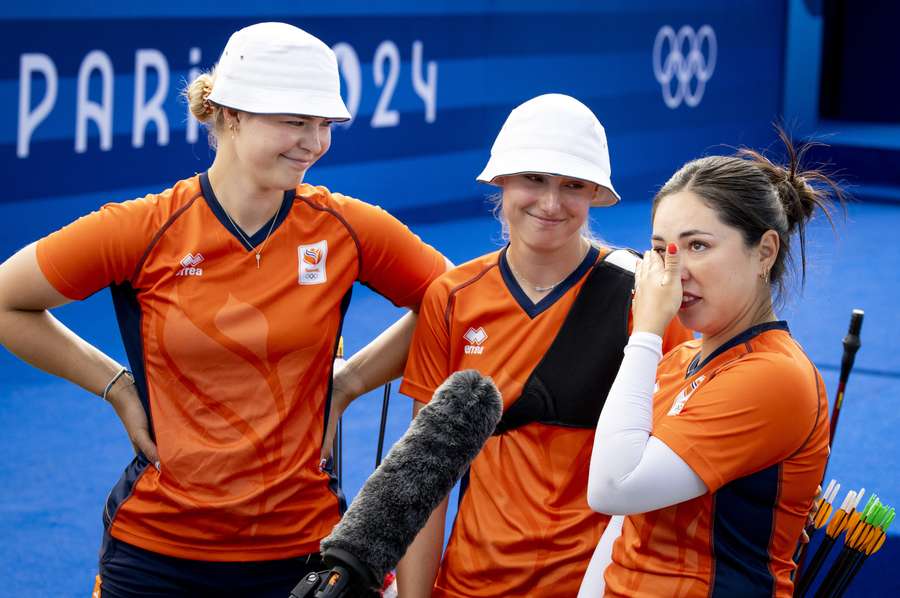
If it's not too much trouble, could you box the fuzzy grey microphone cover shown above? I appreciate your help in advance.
[320,369,502,581]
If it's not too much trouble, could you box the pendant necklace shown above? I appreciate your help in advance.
[222,204,280,269]
[507,241,590,293]
[507,262,567,292]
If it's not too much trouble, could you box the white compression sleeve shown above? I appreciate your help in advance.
[587,332,707,515]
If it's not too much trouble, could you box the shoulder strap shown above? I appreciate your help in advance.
[494,252,635,433]
[603,248,640,273]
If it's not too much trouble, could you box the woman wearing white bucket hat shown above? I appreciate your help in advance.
[0,22,447,595]
[397,94,692,597]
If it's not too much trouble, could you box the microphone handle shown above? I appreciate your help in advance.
[288,565,380,598]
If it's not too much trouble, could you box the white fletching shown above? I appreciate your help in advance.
[843,491,857,512]
[824,479,837,502]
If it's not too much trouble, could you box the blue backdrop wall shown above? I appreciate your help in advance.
[4,0,784,219]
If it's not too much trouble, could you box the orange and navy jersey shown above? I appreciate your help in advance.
[605,321,829,598]
[36,173,445,561]
[400,246,692,597]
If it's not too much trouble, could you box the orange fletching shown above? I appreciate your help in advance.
[870,531,887,555]
[826,510,848,538]
[814,502,833,528]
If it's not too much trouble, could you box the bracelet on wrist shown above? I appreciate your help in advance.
[101,367,134,402]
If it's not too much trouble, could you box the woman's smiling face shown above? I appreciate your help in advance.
[500,173,595,254]
[232,113,333,190]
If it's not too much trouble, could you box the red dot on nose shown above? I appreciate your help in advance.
[667,243,678,255]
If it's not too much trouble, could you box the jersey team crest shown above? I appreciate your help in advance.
[298,241,328,285]
[302,247,322,265]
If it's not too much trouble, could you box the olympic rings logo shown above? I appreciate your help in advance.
[653,25,717,109]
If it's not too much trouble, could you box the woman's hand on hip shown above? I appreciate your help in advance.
[106,378,160,469]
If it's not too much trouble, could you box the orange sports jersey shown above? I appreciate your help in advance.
[604,321,829,598]
[36,173,445,561]
[400,246,691,597]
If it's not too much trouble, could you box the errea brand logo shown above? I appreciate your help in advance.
[176,253,204,276]
[463,327,488,355]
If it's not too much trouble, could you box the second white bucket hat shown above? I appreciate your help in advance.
[477,94,620,206]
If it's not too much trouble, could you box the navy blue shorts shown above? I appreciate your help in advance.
[99,535,325,597]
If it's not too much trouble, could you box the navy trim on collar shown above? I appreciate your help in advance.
[199,172,295,251]
[499,245,600,319]
[686,320,790,377]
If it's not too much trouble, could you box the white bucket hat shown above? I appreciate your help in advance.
[207,22,351,121]
[477,94,620,206]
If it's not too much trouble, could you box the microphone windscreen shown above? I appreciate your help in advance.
[320,369,502,583]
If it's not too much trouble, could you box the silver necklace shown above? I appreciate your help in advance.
[508,262,566,292]
[507,242,590,293]
[221,203,279,269]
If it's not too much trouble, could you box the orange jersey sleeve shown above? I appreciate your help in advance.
[35,194,167,299]
[654,351,823,492]
[399,272,454,403]
[335,193,446,309]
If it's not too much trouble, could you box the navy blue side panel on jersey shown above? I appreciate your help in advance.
[110,282,153,439]
[710,463,780,597]
[322,457,348,516]
[100,453,152,549]
[322,287,353,514]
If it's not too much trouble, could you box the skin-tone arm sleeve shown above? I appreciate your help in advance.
[577,515,624,598]
[587,332,707,515]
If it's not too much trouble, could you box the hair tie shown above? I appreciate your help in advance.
[201,80,214,115]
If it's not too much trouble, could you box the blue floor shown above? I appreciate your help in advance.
[0,194,898,596]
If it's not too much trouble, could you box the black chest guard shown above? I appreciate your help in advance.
[494,251,636,434]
